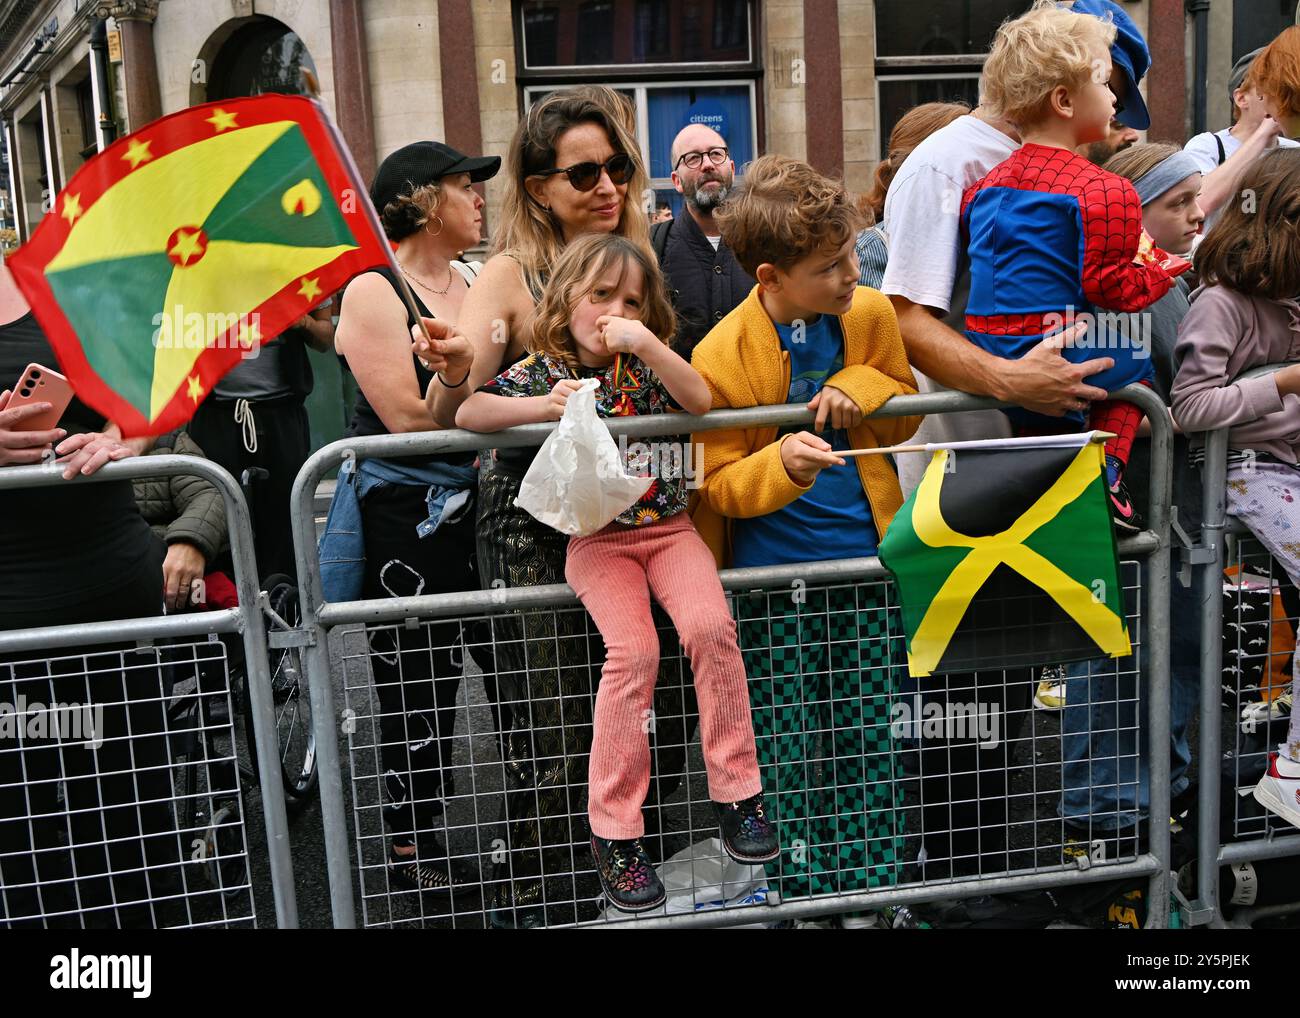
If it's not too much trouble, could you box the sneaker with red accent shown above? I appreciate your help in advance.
[1108,477,1143,533]
[1252,751,1300,830]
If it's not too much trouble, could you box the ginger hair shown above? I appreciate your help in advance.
[1248,26,1300,122]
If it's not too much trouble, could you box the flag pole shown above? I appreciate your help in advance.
[299,69,434,350]
[837,431,1117,458]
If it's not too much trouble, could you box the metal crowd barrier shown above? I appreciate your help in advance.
[290,384,1174,929]
[1186,364,1300,928]
[0,456,296,928]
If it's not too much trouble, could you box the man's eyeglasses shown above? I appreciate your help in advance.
[533,153,635,192]
[673,147,729,171]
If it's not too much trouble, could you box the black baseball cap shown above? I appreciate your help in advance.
[369,141,500,214]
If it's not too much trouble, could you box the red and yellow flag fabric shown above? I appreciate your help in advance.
[10,94,390,436]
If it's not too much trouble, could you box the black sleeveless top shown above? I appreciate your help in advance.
[342,266,474,465]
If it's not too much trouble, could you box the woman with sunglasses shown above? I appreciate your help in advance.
[429,86,665,927]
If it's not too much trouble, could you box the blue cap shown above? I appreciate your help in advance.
[1067,0,1151,130]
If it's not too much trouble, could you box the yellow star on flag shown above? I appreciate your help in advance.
[121,138,153,169]
[206,108,239,133]
[61,193,82,225]
[186,374,203,403]
[168,228,205,266]
[297,276,321,301]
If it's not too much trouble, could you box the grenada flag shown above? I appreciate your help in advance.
[10,94,391,436]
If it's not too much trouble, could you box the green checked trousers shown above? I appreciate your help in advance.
[736,584,904,901]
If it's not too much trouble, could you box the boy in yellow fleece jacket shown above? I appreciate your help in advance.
[691,154,921,913]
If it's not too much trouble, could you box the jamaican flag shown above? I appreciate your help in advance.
[878,433,1131,677]
[10,95,391,436]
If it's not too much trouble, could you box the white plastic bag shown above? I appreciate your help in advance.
[634,837,770,925]
[513,377,651,537]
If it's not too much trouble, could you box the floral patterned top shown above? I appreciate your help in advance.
[479,351,693,527]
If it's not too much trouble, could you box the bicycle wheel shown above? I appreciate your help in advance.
[264,577,319,807]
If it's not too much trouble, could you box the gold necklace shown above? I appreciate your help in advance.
[399,260,454,296]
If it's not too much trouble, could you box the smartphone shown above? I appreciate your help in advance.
[7,363,74,432]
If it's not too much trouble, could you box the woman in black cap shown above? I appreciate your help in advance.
[330,141,499,893]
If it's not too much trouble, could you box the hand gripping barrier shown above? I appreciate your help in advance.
[290,384,1173,929]
[0,455,296,928]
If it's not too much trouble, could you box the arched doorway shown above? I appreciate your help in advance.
[192,16,350,459]
[207,18,320,100]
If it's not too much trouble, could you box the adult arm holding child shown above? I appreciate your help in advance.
[428,256,536,428]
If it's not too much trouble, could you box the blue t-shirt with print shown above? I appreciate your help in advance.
[731,314,878,568]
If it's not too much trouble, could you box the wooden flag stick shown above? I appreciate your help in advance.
[837,431,1117,458]
[838,443,929,458]
[299,69,434,351]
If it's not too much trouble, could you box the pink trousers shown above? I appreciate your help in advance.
[565,513,762,839]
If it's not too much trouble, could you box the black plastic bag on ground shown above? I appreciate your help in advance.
[912,890,1065,929]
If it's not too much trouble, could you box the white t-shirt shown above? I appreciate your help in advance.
[880,114,1018,313]
[1183,127,1299,175]
[878,114,1019,495]
[706,233,722,250]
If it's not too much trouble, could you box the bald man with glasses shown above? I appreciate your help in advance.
[652,123,756,361]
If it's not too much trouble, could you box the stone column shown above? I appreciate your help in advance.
[95,0,161,131]
[329,0,377,186]
[1145,0,1188,141]
[803,0,844,177]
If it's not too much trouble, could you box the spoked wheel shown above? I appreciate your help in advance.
[256,575,318,811]
[267,577,318,807]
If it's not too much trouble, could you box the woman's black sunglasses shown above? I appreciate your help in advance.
[534,153,635,192]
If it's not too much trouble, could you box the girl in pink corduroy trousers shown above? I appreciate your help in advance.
[456,234,776,913]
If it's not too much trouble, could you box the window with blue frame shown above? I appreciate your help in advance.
[646,84,754,216]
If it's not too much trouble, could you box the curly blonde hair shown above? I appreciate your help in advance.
[714,154,864,277]
[493,86,652,298]
[981,0,1117,131]
[529,233,676,374]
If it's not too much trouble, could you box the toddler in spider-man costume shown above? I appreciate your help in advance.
[962,1,1181,531]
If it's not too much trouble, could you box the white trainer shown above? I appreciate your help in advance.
[1252,750,1300,830]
